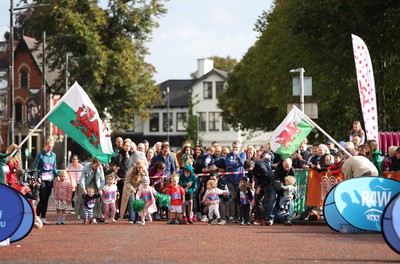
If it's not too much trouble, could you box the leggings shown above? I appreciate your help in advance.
[36,180,53,218]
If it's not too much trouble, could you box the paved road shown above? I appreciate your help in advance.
[0,210,398,263]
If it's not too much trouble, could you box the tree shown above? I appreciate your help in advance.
[219,0,400,141]
[15,0,168,131]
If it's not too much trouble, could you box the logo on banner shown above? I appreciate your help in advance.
[361,185,392,222]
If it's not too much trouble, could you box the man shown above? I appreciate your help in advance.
[137,142,146,153]
[213,145,226,172]
[109,137,124,168]
[267,158,295,226]
[298,143,312,167]
[244,159,272,225]
[130,142,148,169]
[342,155,379,179]
[224,141,246,222]
[150,143,176,176]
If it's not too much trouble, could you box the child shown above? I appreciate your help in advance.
[201,146,217,173]
[279,175,297,226]
[82,187,102,224]
[102,173,119,224]
[53,170,73,224]
[209,171,230,224]
[166,173,185,224]
[136,176,157,225]
[179,164,198,224]
[327,152,344,176]
[202,179,228,225]
[236,177,253,225]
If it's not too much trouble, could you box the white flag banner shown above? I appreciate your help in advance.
[351,34,379,144]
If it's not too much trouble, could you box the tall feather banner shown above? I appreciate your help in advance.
[351,34,379,145]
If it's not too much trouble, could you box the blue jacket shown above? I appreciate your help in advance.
[80,162,105,191]
[224,151,246,184]
[150,153,176,176]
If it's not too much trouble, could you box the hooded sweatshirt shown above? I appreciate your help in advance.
[179,164,198,195]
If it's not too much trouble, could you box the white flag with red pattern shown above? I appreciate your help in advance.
[351,34,379,144]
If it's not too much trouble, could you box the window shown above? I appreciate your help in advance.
[163,112,173,132]
[198,112,207,131]
[209,112,220,131]
[203,82,212,99]
[149,113,159,132]
[176,112,187,132]
[216,81,225,98]
[20,70,28,88]
[222,117,230,131]
[16,103,23,123]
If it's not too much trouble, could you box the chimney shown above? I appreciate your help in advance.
[197,58,214,78]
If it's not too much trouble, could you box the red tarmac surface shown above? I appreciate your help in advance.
[1,208,399,263]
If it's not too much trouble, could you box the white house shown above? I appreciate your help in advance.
[128,58,272,150]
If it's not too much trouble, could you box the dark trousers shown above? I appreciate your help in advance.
[117,179,125,213]
[255,184,271,220]
[240,204,250,222]
[36,180,53,218]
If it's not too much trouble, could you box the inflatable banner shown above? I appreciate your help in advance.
[382,193,400,253]
[0,184,24,242]
[9,192,34,242]
[323,185,362,233]
[333,177,400,232]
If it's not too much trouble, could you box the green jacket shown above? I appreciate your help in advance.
[179,164,198,195]
[371,149,383,176]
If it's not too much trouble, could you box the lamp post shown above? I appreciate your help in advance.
[166,86,170,143]
[63,52,72,168]
[9,0,15,144]
[290,68,305,112]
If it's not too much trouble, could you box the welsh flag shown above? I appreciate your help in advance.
[48,82,115,163]
[270,106,313,159]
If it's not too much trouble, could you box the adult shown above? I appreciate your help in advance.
[341,155,379,179]
[110,137,124,167]
[130,142,148,168]
[176,140,192,169]
[298,143,312,166]
[75,157,105,223]
[150,143,176,176]
[34,138,59,225]
[141,140,150,153]
[365,139,383,176]
[213,145,226,172]
[67,155,83,213]
[137,142,146,153]
[244,159,273,225]
[119,159,148,223]
[267,158,295,226]
[146,148,156,165]
[224,141,246,222]
[114,138,135,216]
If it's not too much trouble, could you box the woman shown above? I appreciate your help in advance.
[34,138,59,225]
[5,144,21,185]
[67,155,83,213]
[146,148,156,166]
[365,139,383,176]
[349,121,366,145]
[75,157,105,223]
[119,159,148,223]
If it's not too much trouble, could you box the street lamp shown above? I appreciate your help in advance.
[63,52,72,168]
[9,0,15,144]
[166,86,170,143]
[290,68,305,112]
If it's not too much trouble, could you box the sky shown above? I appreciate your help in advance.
[0,0,274,84]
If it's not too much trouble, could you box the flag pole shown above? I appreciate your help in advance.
[17,82,79,148]
[292,105,353,157]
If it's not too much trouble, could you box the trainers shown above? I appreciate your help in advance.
[217,219,226,225]
[128,221,134,224]
[69,211,76,215]
[192,215,197,222]
[253,220,261,226]
[105,220,109,224]
[240,221,244,225]
[284,220,292,226]
[266,220,274,226]
[140,221,145,225]
[167,219,174,224]
[41,218,51,225]
[229,216,237,223]
[200,215,209,222]
[112,219,116,223]
[92,218,98,224]
[61,222,65,225]
[246,221,251,225]
[208,219,212,225]
[188,218,194,224]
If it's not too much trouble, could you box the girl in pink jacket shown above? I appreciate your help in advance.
[53,170,73,224]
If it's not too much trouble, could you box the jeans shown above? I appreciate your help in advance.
[268,184,292,221]
[128,194,137,222]
[227,182,239,219]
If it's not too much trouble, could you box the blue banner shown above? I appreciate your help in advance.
[382,193,400,253]
[0,184,24,241]
[10,192,34,243]
[334,177,400,232]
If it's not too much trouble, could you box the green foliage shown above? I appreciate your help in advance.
[15,0,168,131]
[220,0,400,140]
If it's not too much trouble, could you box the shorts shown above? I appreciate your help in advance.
[170,205,182,213]
[55,200,68,210]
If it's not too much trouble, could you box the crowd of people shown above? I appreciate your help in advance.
[1,120,399,227]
